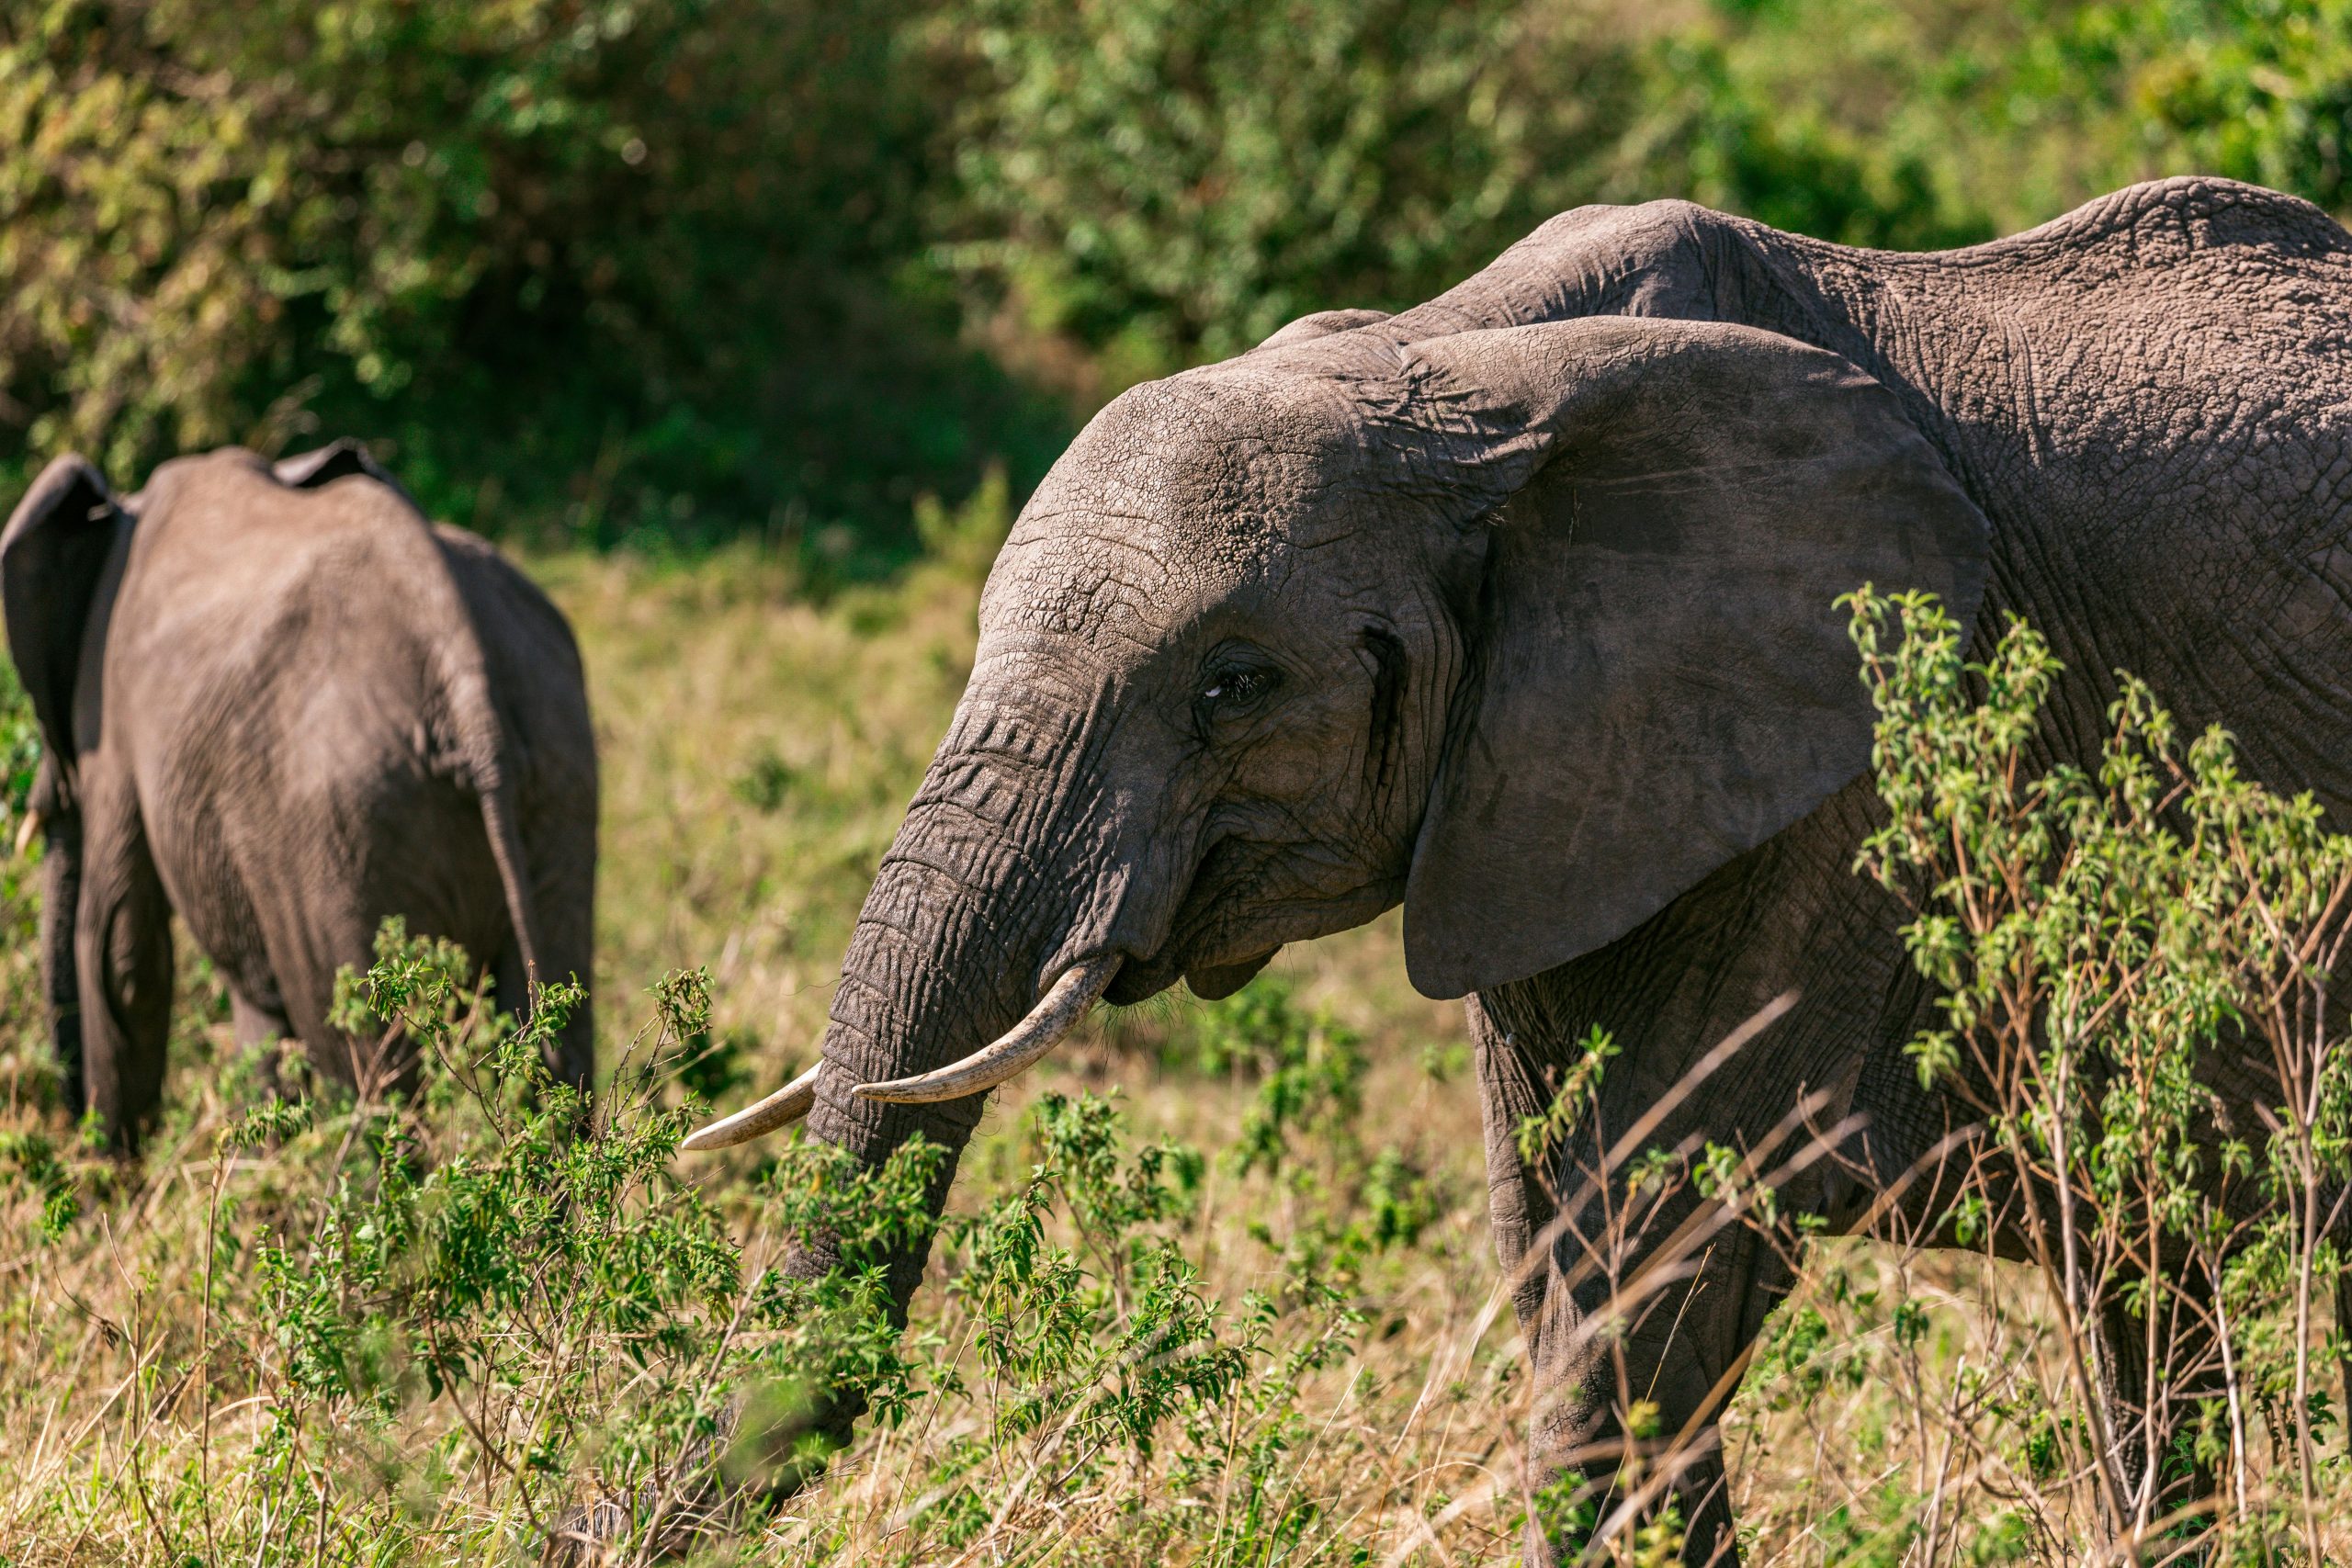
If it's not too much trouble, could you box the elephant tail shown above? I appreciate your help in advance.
[401,527,552,1015]
[471,728,548,1006]
[422,556,559,1032]
[400,537,550,1007]
[384,516,551,1009]
[435,608,550,1011]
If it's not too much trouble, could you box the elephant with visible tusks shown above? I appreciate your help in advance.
[3,442,595,1147]
[688,177,2352,1562]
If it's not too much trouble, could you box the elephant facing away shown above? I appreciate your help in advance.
[3,442,596,1146]
[688,177,2352,1560]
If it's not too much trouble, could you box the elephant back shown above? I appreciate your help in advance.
[111,446,555,1010]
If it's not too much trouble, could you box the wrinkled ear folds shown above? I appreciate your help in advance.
[1252,309,1392,353]
[274,438,407,500]
[2,456,127,792]
[1399,317,1990,998]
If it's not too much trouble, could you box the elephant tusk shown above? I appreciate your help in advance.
[854,954,1120,1105]
[680,1059,824,1152]
[12,808,40,858]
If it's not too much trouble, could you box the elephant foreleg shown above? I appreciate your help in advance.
[229,987,300,1102]
[229,989,289,1047]
[1475,1000,1792,1568]
[1522,1224,1789,1567]
[74,779,174,1150]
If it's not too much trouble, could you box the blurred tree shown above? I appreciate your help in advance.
[3,0,2347,555]
[936,0,1648,378]
[0,0,1066,558]
[1620,0,2352,244]
[1607,1,2007,249]
[2022,0,2352,213]
[936,0,2352,388]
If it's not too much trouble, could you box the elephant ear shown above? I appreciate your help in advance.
[2,456,127,792]
[275,438,410,502]
[1399,316,1989,999]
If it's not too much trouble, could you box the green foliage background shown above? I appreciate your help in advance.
[5,0,2351,561]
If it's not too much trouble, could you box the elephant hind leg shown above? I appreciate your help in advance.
[2340,1269,2352,1455]
[74,782,175,1151]
[230,988,292,1047]
[230,987,300,1101]
[35,793,87,1121]
[1520,1222,1787,1567]
[2096,1269,2225,1534]
[512,820,595,1096]
[1475,999,1775,1567]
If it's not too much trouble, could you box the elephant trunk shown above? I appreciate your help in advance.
[781,680,1121,1315]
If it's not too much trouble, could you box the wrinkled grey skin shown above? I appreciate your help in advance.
[2,443,595,1147]
[771,177,2352,1559]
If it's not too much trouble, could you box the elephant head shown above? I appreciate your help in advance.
[691,312,1989,1320]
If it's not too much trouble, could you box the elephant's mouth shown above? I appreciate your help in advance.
[1183,951,1280,1000]
[1104,945,1276,1007]
[1106,834,1286,1003]
[1105,836,1401,1007]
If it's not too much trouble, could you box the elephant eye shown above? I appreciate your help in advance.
[1198,660,1280,719]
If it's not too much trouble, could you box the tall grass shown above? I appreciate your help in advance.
[0,558,2346,1563]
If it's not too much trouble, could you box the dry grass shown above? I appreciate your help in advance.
[0,547,2341,1565]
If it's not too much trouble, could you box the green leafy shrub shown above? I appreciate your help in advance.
[937,0,1649,376]
[1847,586,2352,1552]
[12,1,2352,565]
[0,903,1492,1562]
[2001,0,2352,217]
[934,0,2352,404]
[0,658,35,829]
[887,1088,1373,1562]
[1185,976,1367,1177]
[0,921,946,1559]
[0,0,1068,558]
[0,662,42,1099]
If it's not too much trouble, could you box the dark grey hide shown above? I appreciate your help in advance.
[745,177,2352,1562]
[2,443,596,1146]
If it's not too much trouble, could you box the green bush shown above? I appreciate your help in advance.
[0,657,35,832]
[0,920,957,1558]
[1996,0,2352,219]
[0,915,1470,1562]
[1848,587,2352,1551]
[936,0,1648,375]
[0,0,1068,558]
[0,665,41,1109]
[935,0,2352,389]
[9,1,2352,561]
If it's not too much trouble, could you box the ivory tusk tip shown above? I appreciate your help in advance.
[13,809,41,858]
[678,1122,742,1153]
[678,1059,823,1152]
[842,954,1121,1105]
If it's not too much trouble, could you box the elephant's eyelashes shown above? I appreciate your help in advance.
[1196,660,1281,725]
[1201,669,1272,704]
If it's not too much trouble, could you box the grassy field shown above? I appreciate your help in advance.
[0,541,2339,1565]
